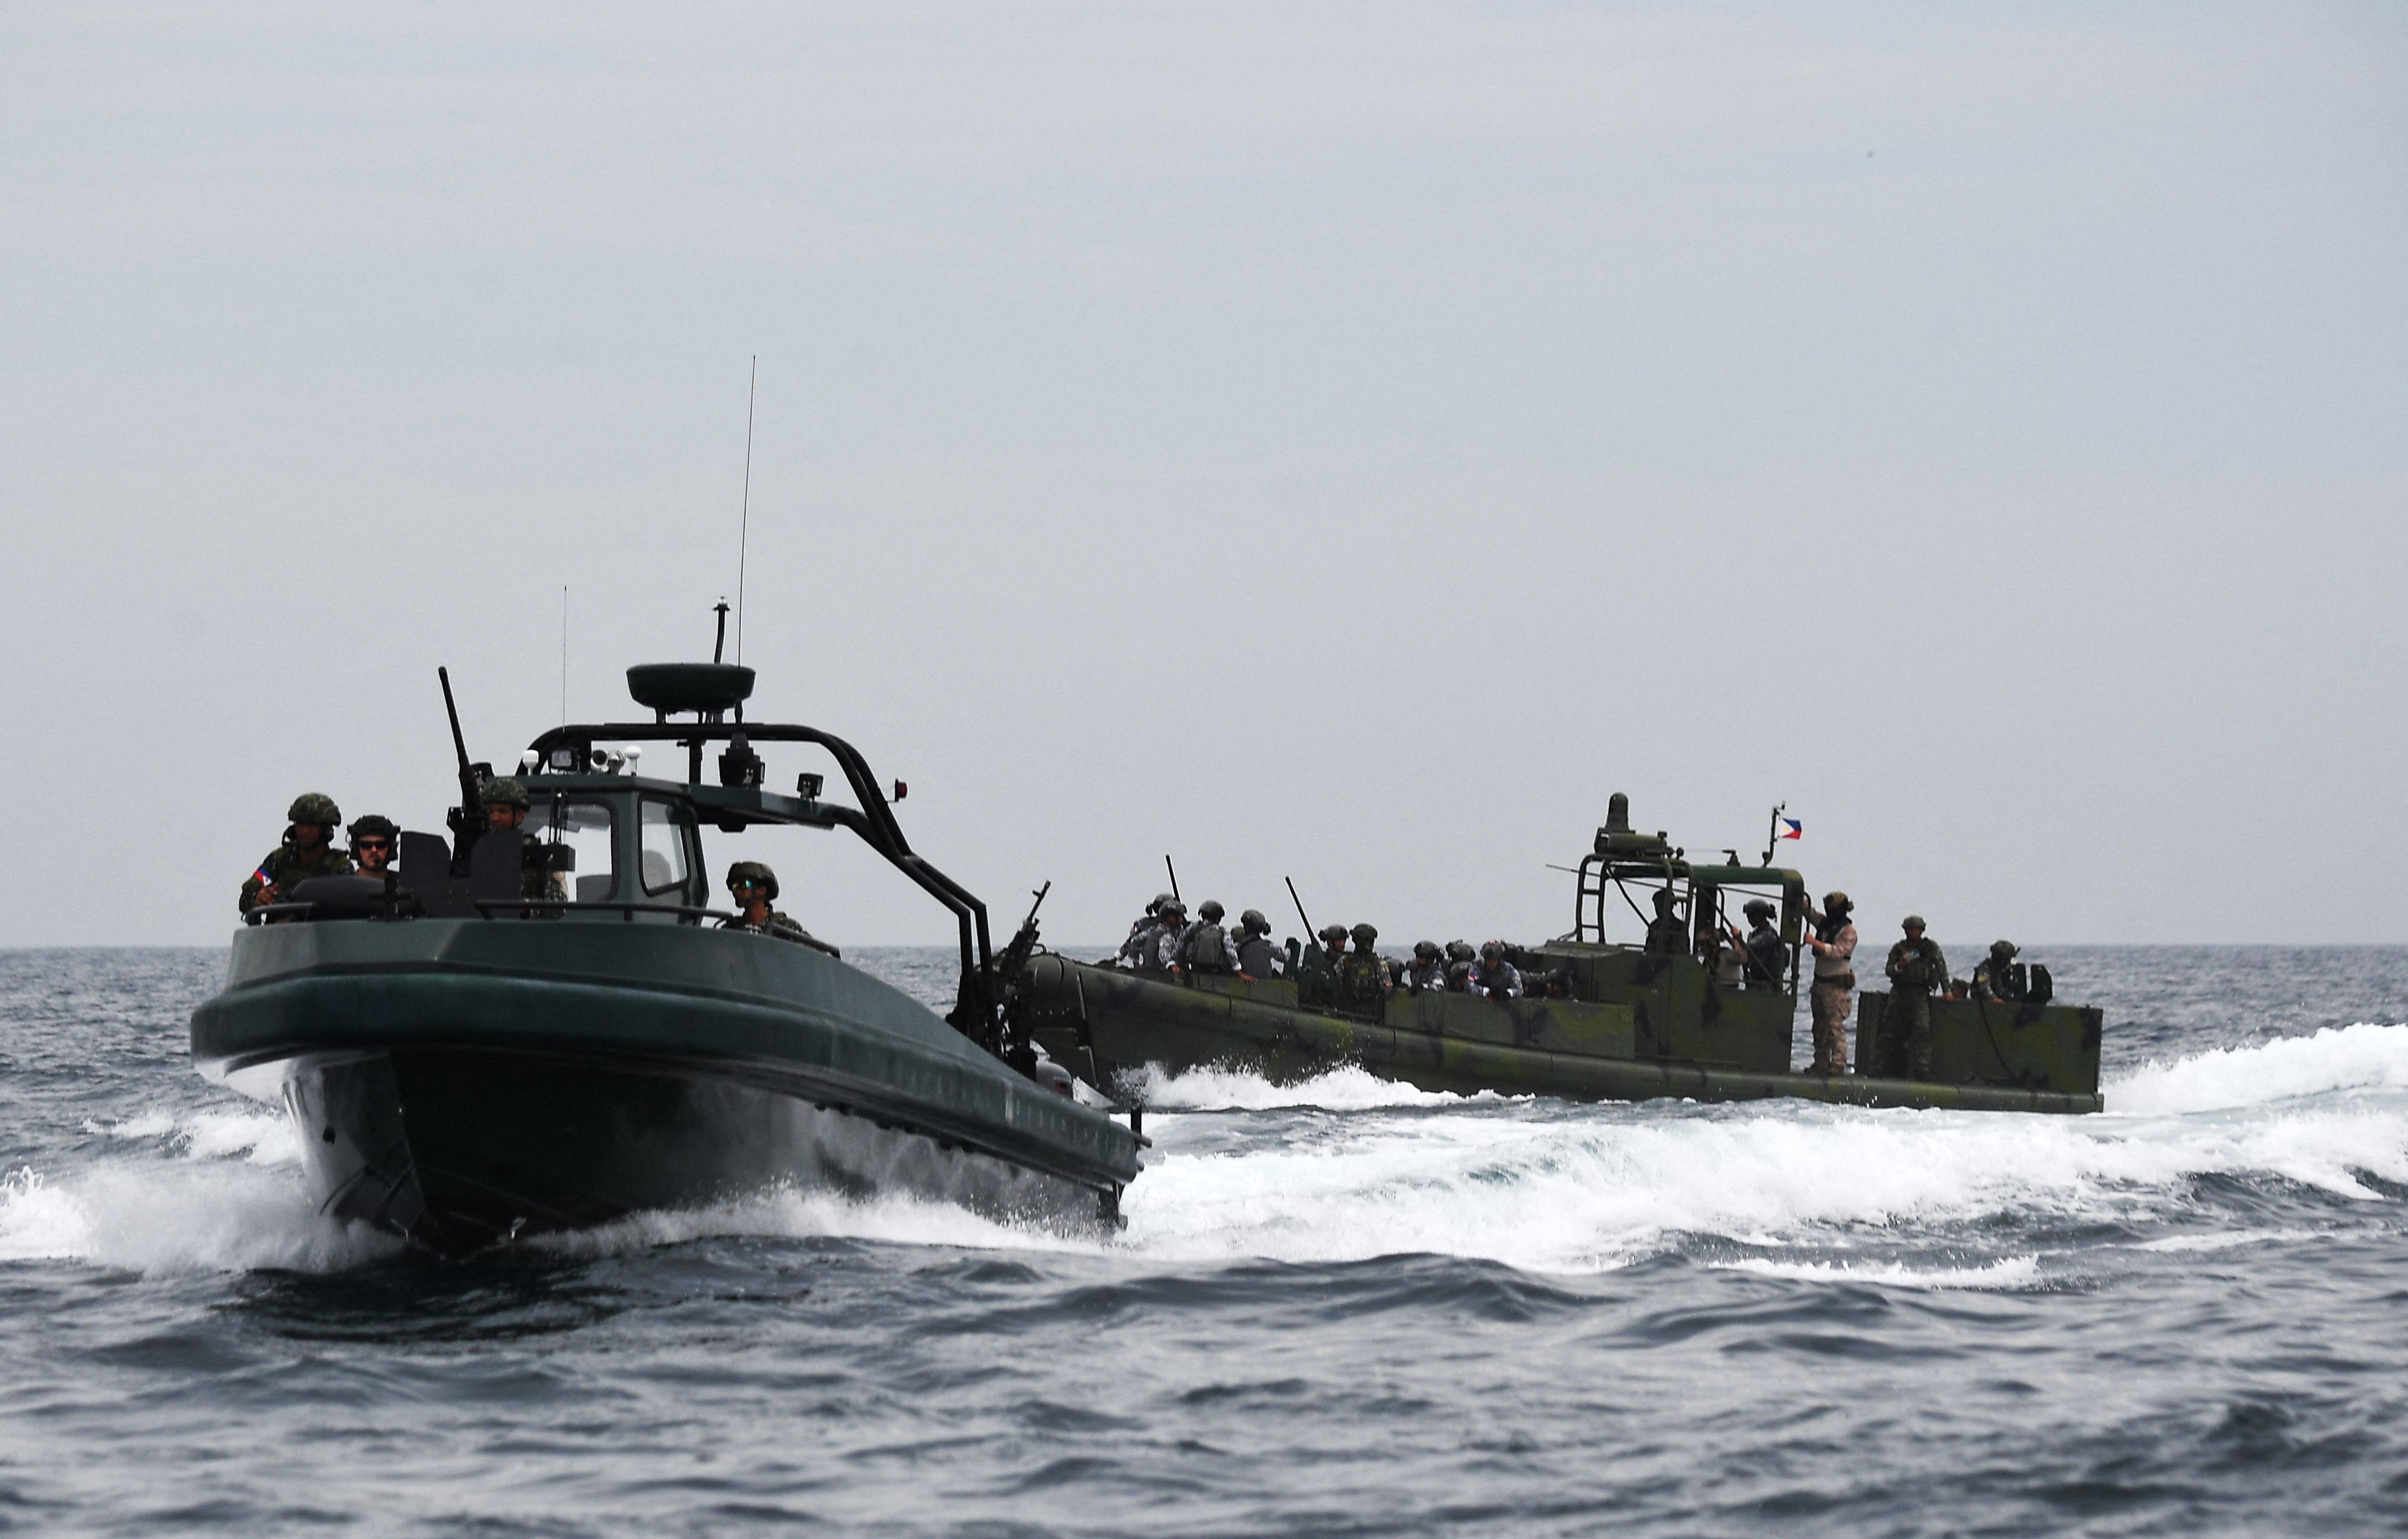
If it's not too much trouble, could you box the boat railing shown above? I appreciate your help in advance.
[244,898,753,927]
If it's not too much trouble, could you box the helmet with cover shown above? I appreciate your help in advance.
[1318,924,1349,947]
[725,861,780,901]
[288,792,341,826]
[1198,899,1225,922]
[1349,922,1378,948]
[1239,908,1269,935]
[1413,940,1440,960]
[482,777,532,810]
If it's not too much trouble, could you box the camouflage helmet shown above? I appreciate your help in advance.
[1198,899,1225,922]
[1350,922,1378,947]
[725,860,779,901]
[287,792,341,826]
[1318,924,1349,947]
[1990,939,2019,958]
[1743,898,1775,920]
[1902,914,1927,931]
[1823,891,1852,914]
[1414,940,1440,960]
[1445,940,1475,963]
[482,777,531,809]
[1239,908,1269,935]
[347,813,398,844]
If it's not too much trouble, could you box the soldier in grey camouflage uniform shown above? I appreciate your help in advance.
[239,793,355,914]
[1232,909,1287,978]
[720,861,840,957]
[1406,941,1447,993]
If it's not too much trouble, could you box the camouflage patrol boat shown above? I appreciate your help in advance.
[190,646,1142,1256]
[1022,795,2103,1115]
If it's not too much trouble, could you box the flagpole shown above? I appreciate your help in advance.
[1762,802,1786,866]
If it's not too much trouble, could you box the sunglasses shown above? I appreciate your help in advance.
[355,839,393,852]
[731,879,766,890]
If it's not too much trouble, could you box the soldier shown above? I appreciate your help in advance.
[1114,894,1176,966]
[1443,940,1476,991]
[1736,898,1786,988]
[1336,922,1390,1009]
[1643,888,1685,955]
[1800,890,1857,1076]
[1177,899,1239,974]
[1406,941,1447,993]
[1882,915,1948,1080]
[1232,909,1287,978]
[481,777,565,904]
[1468,941,1524,1000]
[1145,899,1189,970]
[1315,924,1350,973]
[347,815,400,880]
[1703,928,1746,988]
[719,861,839,957]
[239,792,355,914]
[1971,940,2024,1001]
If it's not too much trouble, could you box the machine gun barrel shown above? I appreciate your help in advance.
[438,666,486,860]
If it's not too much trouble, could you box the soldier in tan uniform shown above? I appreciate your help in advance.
[238,793,354,914]
[1881,916,1948,1080]
[1800,890,1857,1075]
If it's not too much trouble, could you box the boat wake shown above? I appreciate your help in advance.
[6,1025,2404,1280]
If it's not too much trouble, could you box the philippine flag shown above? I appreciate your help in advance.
[1778,818,1803,841]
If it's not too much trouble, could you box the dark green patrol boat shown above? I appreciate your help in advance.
[191,648,1143,1255]
[1022,795,2103,1115]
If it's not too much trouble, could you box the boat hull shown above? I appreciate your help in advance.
[1024,955,2103,1116]
[195,921,1142,1254]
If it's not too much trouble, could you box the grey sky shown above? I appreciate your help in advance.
[4,3,2402,949]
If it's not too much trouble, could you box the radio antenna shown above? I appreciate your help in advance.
[559,585,569,723]
[736,354,756,667]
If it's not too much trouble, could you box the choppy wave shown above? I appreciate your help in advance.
[6,1024,2406,1280]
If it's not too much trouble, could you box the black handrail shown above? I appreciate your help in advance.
[524,719,991,984]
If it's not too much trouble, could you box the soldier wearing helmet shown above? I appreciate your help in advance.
[239,792,355,914]
[1407,941,1447,994]
[1232,908,1288,979]
[1879,915,1947,1080]
[1642,887,1687,956]
[347,814,401,880]
[1443,940,1476,992]
[481,777,566,905]
[1142,898,1189,970]
[1801,890,1858,1075]
[1314,924,1351,973]
[1335,922,1390,1009]
[1971,939,2024,1002]
[1176,898,1239,975]
[718,861,839,956]
[1467,940,1524,1001]
[1734,898,1786,988]
[1113,892,1178,967]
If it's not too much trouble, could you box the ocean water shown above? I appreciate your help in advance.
[2,944,2406,1535]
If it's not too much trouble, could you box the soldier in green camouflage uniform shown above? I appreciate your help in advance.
[718,861,839,957]
[1881,915,1947,1080]
[238,793,355,914]
[1337,922,1391,1010]
[481,777,566,904]
[1970,940,2023,1001]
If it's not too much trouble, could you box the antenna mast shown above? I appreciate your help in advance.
[559,585,568,723]
[736,354,756,666]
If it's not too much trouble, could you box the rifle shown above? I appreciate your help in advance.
[438,667,489,865]
[1285,875,1313,937]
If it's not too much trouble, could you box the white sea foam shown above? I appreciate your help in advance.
[12,1026,2404,1278]
[0,1163,397,1274]
[1717,1254,2044,1290]
[2107,1023,2408,1114]
[1128,1061,1483,1112]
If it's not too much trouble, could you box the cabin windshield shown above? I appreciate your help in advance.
[639,797,698,898]
[526,796,618,904]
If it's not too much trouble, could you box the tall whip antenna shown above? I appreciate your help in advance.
[736,354,756,666]
[559,586,569,722]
